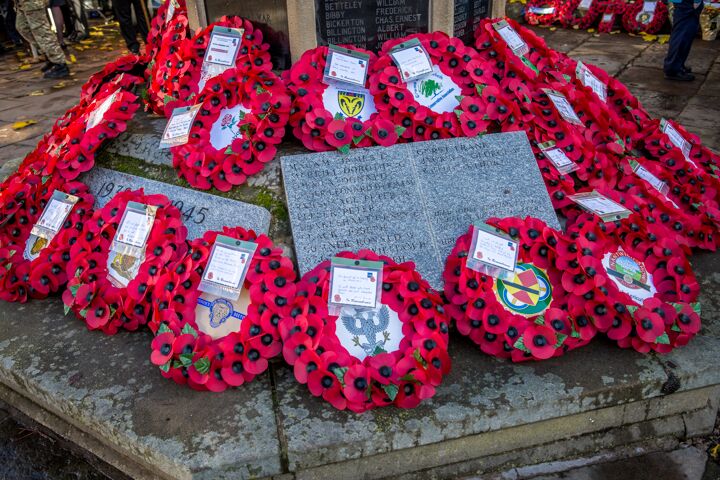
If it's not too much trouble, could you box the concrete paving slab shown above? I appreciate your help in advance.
[618,66,706,97]
[0,299,283,480]
[633,40,719,75]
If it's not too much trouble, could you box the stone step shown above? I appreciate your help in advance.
[0,246,717,479]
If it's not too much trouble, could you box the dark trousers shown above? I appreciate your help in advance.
[113,0,148,52]
[663,0,703,74]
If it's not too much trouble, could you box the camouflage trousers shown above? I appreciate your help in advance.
[15,0,66,64]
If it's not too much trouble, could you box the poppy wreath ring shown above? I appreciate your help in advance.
[284,46,400,151]
[0,168,93,302]
[567,212,701,353]
[370,32,481,142]
[171,68,289,191]
[145,0,186,61]
[622,1,668,34]
[23,84,140,182]
[149,227,296,392]
[279,250,451,412]
[162,16,272,112]
[63,189,188,335]
[558,0,603,29]
[443,217,597,362]
[525,0,560,25]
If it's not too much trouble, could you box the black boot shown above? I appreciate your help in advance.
[41,61,54,72]
[44,63,70,79]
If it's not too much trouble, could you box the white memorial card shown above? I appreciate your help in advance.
[390,39,434,82]
[467,224,519,279]
[493,20,529,56]
[328,258,383,313]
[160,105,201,149]
[545,89,583,126]
[569,191,631,221]
[86,91,118,130]
[198,236,257,300]
[324,45,370,87]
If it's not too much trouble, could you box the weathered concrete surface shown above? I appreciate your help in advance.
[0,300,283,480]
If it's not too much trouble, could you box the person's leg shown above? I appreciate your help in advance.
[13,0,38,50]
[131,0,148,43]
[664,0,695,75]
[50,5,65,47]
[4,0,23,45]
[113,0,139,52]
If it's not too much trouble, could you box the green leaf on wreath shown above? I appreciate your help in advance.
[352,135,364,146]
[75,268,82,278]
[691,302,701,316]
[671,323,682,332]
[533,315,545,326]
[394,126,406,136]
[163,94,173,105]
[334,112,344,121]
[181,323,198,338]
[158,323,172,334]
[413,348,427,367]
[382,384,399,401]
[255,85,265,95]
[671,302,683,313]
[655,332,670,345]
[372,345,387,356]
[79,308,89,318]
[513,336,531,353]
[399,373,418,383]
[554,332,568,348]
[159,360,171,373]
[338,144,350,154]
[476,84,486,96]
[68,284,80,297]
[454,109,463,119]
[194,357,211,375]
[63,303,71,316]
[626,305,639,316]
[179,352,194,367]
[173,360,184,369]
[331,366,348,387]
[41,175,51,184]
[224,146,234,155]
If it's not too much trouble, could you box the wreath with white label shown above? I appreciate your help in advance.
[0,167,93,302]
[161,16,273,115]
[149,227,296,392]
[525,0,560,26]
[567,212,700,353]
[622,1,668,34]
[170,67,289,191]
[280,250,450,412]
[284,46,396,152]
[444,217,596,362]
[62,189,188,335]
[559,0,603,29]
[369,32,481,142]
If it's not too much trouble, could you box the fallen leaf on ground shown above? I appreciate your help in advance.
[28,90,44,96]
[18,64,31,70]
[53,81,67,89]
[69,54,77,63]
[12,120,37,130]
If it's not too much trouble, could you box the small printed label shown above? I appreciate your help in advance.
[630,160,669,195]
[389,38,434,82]
[578,0,593,9]
[493,20,529,56]
[642,1,657,13]
[661,119,692,161]
[467,223,519,279]
[323,45,370,87]
[31,191,78,238]
[601,13,614,23]
[569,191,631,221]
[577,62,607,102]
[199,235,257,301]
[86,91,117,130]
[529,6,555,14]
[544,89,583,125]
[165,0,176,24]
[602,249,657,305]
[110,202,157,258]
[199,26,244,90]
[540,141,578,173]
[160,105,201,149]
[328,258,383,313]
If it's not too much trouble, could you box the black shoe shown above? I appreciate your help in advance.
[664,70,695,82]
[40,61,53,72]
[682,65,692,74]
[44,63,70,79]
[128,44,140,54]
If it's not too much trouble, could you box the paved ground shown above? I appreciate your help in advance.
[0,23,718,480]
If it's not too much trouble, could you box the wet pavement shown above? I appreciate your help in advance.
[0,22,718,480]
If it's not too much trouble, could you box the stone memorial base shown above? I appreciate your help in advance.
[0,115,718,479]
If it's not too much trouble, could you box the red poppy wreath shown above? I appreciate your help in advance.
[20,83,140,182]
[0,168,93,302]
[559,0,603,29]
[597,0,626,33]
[284,46,399,152]
[63,189,188,335]
[369,32,480,142]
[279,250,451,413]
[567,212,701,353]
[145,0,186,60]
[443,218,596,362]
[525,0,560,26]
[80,54,147,103]
[161,16,272,113]
[170,68,289,190]
[149,227,296,391]
[622,1,668,35]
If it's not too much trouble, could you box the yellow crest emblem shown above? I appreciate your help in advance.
[338,91,365,118]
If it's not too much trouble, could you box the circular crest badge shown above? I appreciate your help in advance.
[608,250,648,290]
[495,263,552,316]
